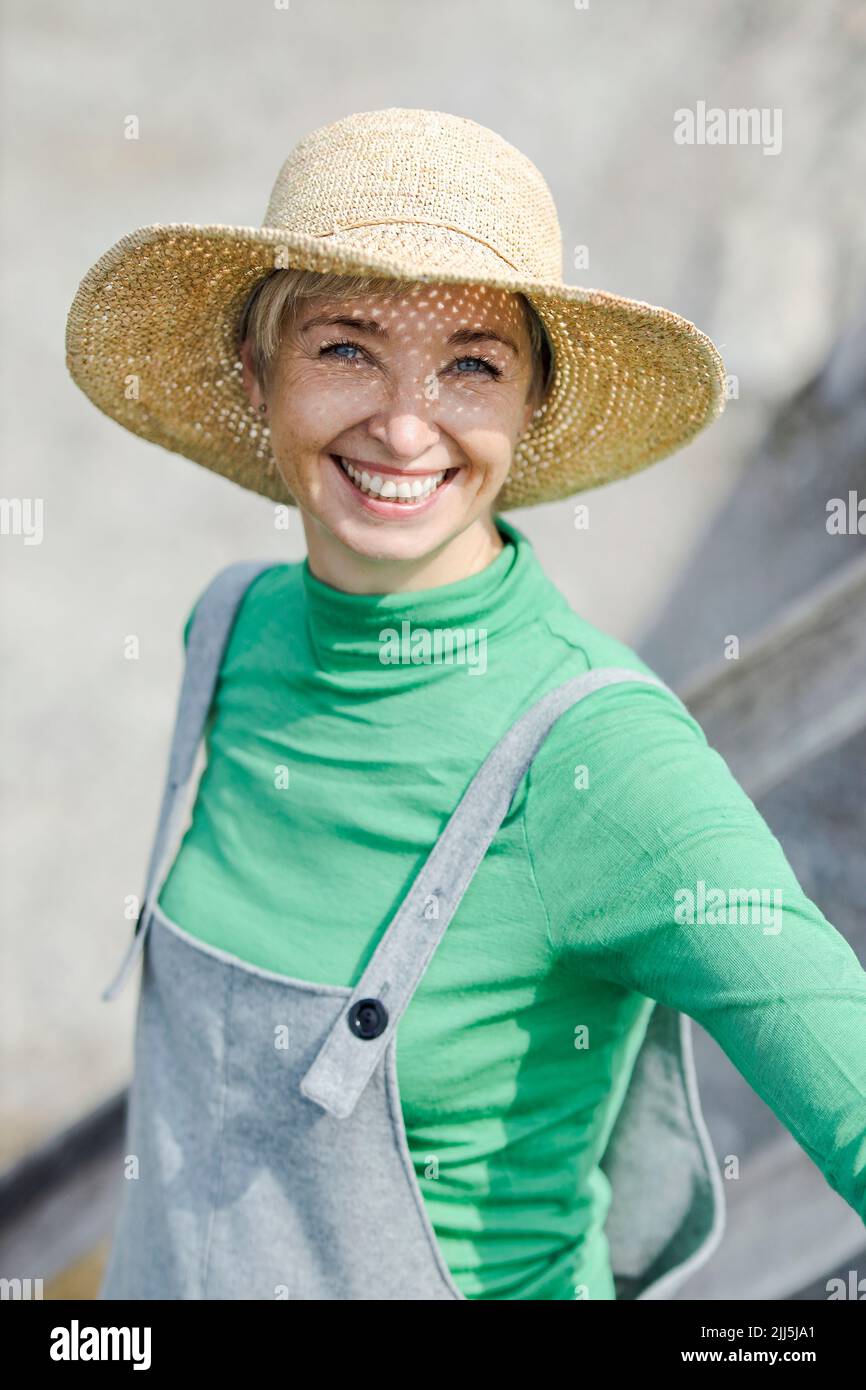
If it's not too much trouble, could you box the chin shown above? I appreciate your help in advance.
[325,513,452,562]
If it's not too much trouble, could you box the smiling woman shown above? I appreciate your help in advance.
[66,107,866,1305]
[235,270,556,590]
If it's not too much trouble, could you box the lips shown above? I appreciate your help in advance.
[331,454,456,504]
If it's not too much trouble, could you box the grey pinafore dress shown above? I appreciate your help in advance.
[98,560,726,1301]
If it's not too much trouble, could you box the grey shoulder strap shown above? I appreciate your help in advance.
[101,559,278,1002]
[300,666,684,1119]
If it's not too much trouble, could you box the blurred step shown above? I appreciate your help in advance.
[680,553,866,800]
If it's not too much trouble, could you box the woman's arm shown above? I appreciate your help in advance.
[524,680,866,1223]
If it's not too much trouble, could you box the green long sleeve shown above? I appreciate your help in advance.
[526,679,866,1224]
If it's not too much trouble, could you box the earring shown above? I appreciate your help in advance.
[258,403,267,414]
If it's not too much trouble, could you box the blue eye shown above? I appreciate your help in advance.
[320,339,363,362]
[454,355,501,378]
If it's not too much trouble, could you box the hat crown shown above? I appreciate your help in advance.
[262,107,564,283]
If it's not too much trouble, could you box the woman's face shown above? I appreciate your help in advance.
[240,281,538,589]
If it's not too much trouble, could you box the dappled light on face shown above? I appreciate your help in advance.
[258,280,538,544]
[286,280,535,422]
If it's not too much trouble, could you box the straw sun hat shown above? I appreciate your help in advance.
[65,107,727,511]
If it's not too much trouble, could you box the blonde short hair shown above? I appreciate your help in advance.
[237,268,554,406]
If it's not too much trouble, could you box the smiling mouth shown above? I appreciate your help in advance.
[330,454,457,504]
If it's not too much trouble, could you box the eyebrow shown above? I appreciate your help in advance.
[300,313,520,356]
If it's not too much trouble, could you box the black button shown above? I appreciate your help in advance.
[348,997,388,1040]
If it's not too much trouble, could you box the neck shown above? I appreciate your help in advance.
[301,512,506,595]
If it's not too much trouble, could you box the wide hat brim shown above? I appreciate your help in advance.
[65,219,728,511]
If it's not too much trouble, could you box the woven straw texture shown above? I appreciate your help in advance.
[65,108,728,510]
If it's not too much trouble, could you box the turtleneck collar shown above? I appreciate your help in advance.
[299,514,546,673]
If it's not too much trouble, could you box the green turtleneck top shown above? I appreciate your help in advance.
[157,514,866,1300]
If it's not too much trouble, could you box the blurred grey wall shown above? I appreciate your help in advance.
[2,0,865,1175]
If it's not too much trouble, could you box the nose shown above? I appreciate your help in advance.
[365,369,442,460]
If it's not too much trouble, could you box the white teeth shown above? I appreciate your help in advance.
[337,457,448,502]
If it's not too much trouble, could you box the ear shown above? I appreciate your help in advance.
[239,338,264,411]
